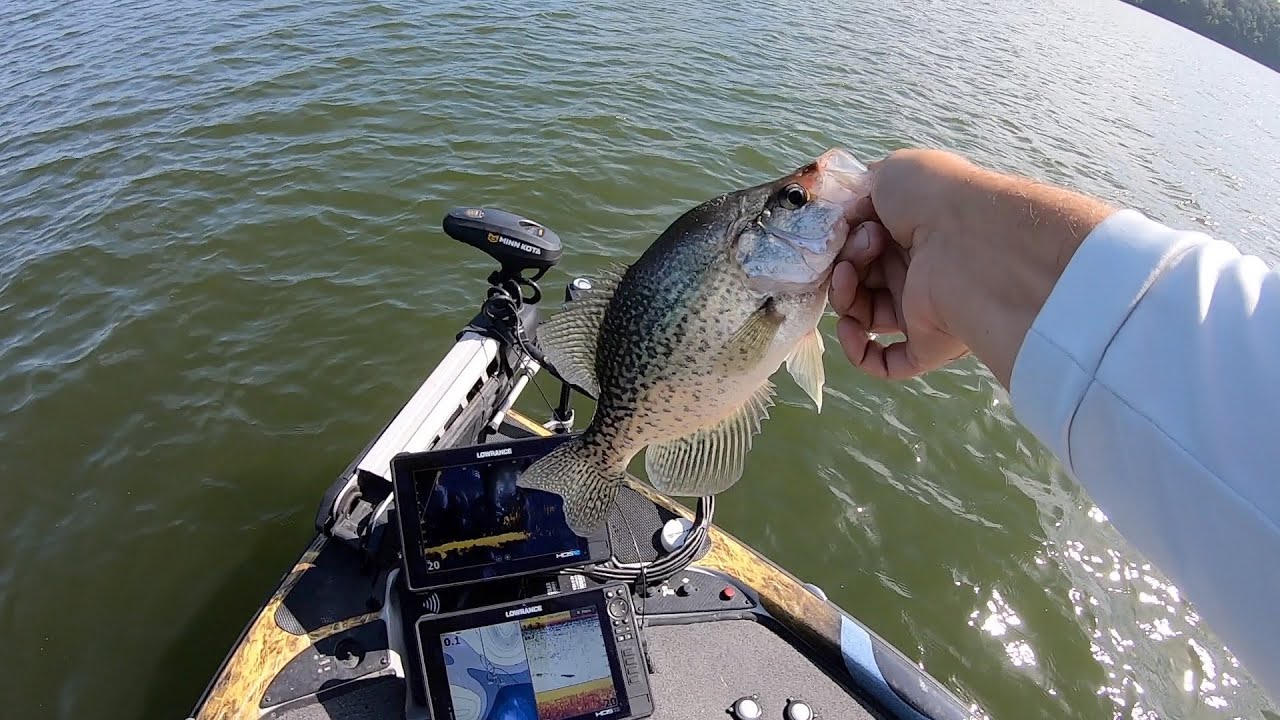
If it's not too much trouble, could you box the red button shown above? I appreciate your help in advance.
[720,586,736,600]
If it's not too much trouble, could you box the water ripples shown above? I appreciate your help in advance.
[2,0,1279,717]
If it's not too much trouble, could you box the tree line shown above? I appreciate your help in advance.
[1123,0,1280,71]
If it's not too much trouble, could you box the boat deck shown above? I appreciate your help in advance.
[258,617,877,720]
[190,408,974,720]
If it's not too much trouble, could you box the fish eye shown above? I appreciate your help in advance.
[781,184,809,209]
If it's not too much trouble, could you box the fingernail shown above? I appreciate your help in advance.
[853,225,870,252]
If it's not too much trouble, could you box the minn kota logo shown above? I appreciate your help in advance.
[486,232,543,256]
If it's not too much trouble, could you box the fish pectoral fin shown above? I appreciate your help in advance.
[518,435,623,537]
[786,327,826,413]
[643,380,776,496]
[720,297,786,373]
[535,264,627,399]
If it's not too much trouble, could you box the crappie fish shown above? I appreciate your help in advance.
[522,148,870,536]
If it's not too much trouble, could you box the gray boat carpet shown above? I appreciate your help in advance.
[644,619,878,720]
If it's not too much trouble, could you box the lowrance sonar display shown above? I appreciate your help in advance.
[415,584,653,720]
[391,434,610,592]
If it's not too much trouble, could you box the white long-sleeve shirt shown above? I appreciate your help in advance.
[1011,209,1280,702]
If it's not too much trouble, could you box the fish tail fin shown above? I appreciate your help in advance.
[518,436,624,537]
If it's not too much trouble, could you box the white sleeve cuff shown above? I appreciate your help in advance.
[1009,209,1209,470]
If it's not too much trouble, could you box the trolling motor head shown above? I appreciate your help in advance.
[443,207,563,303]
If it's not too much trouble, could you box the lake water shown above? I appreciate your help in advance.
[2,0,1278,718]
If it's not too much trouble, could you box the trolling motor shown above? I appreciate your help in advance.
[441,207,581,428]
[314,208,579,554]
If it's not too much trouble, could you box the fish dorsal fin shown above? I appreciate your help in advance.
[535,264,626,398]
[643,380,776,496]
[786,328,826,413]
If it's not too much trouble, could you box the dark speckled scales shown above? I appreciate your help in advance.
[589,195,762,455]
[520,171,828,534]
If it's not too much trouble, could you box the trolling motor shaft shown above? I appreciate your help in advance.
[545,277,597,432]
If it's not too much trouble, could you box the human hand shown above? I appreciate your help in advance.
[828,150,974,379]
[828,148,1111,386]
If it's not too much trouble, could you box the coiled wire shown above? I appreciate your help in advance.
[569,495,715,586]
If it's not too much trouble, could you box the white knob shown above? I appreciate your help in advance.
[731,696,762,719]
[784,699,814,720]
[660,518,694,552]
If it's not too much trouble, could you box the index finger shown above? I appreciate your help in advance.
[852,193,877,226]
[835,219,889,267]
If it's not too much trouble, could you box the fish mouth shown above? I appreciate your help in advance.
[757,221,830,255]
[814,147,869,187]
[795,148,869,220]
[758,223,834,277]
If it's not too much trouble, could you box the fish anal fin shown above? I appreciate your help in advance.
[643,380,776,496]
[535,265,625,398]
[786,327,826,413]
[720,298,785,373]
[518,435,623,537]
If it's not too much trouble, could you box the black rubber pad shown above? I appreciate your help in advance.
[263,675,404,719]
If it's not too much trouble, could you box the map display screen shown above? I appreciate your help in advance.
[438,605,620,720]
[391,435,610,591]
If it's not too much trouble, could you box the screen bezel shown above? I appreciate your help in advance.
[391,433,610,592]
[415,586,633,720]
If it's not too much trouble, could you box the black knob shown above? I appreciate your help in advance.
[333,638,362,669]
[607,597,629,619]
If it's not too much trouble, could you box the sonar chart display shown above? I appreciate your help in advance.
[439,606,619,720]
[391,435,610,591]
[416,585,653,720]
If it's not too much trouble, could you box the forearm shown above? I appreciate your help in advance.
[952,168,1280,696]
[1010,210,1280,700]
[860,147,1280,696]
[923,165,1113,387]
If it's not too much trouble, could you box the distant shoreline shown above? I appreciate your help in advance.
[1122,0,1280,72]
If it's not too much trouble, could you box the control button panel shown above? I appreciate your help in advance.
[635,569,755,615]
[604,585,653,717]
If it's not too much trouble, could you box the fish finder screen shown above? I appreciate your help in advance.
[406,457,591,587]
[439,605,620,720]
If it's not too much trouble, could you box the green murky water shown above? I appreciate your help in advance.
[2,0,1278,717]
